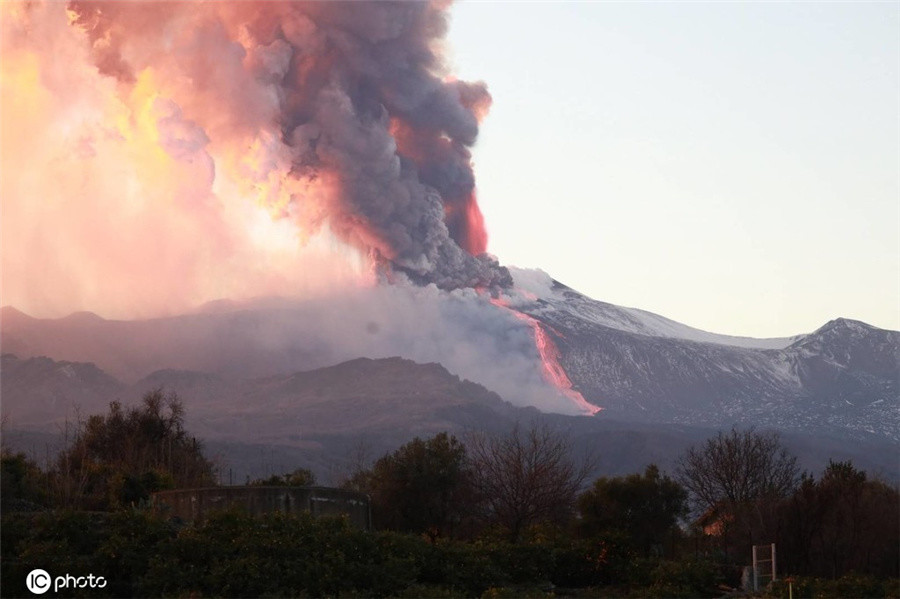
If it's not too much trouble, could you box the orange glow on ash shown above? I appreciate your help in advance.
[490,296,602,415]
[443,191,488,256]
[458,191,488,255]
[390,116,490,257]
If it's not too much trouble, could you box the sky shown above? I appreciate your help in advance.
[1,1,897,341]
[447,1,900,338]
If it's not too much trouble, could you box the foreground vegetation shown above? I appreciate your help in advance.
[0,509,726,598]
[2,392,897,597]
[2,509,897,598]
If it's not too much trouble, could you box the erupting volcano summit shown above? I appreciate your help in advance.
[3,1,613,414]
[75,0,511,290]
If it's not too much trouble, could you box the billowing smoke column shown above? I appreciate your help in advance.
[66,0,511,291]
[2,1,598,415]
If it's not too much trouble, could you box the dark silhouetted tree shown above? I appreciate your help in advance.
[53,390,215,509]
[778,460,899,579]
[0,450,47,511]
[468,422,594,541]
[251,467,317,486]
[677,427,800,554]
[348,432,472,541]
[578,464,687,556]
[677,427,799,511]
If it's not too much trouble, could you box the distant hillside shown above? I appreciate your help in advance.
[0,305,331,383]
[3,353,896,485]
[4,281,897,443]
[0,353,126,427]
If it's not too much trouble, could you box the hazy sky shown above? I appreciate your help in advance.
[447,1,899,338]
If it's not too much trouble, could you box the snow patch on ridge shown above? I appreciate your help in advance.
[509,267,799,350]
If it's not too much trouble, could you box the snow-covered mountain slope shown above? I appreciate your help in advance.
[512,278,899,441]
[3,275,897,442]
[508,269,799,349]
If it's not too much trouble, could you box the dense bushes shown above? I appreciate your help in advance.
[2,509,715,598]
[1,451,48,511]
[4,418,898,597]
[143,511,419,597]
[578,464,687,557]
[763,575,900,599]
[2,510,173,598]
[644,559,723,598]
[346,432,474,541]
[54,392,215,511]
[3,392,216,513]
[776,461,899,580]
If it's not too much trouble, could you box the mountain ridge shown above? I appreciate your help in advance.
[2,352,896,486]
[516,281,898,440]
[2,281,897,442]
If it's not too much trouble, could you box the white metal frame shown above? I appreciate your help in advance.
[752,543,777,591]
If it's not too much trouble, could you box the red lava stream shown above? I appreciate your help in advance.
[490,296,602,415]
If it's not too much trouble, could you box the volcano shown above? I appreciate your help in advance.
[512,277,899,441]
[2,0,896,487]
[3,270,896,445]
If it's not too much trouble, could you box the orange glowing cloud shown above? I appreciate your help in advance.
[0,2,366,319]
[1,0,508,318]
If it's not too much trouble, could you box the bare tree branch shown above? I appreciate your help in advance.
[467,420,595,541]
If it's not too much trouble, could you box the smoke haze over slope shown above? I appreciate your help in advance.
[1,280,594,415]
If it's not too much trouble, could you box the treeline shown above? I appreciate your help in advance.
[678,429,899,581]
[340,427,898,582]
[2,391,214,512]
[2,393,898,598]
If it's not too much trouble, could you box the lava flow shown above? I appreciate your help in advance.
[490,296,602,415]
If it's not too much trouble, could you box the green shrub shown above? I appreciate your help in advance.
[646,558,721,598]
[550,537,637,588]
[487,542,553,585]
[91,510,176,597]
[440,541,505,596]
[142,511,420,597]
[392,584,469,598]
[765,574,898,599]
[1,511,169,598]
[480,586,552,598]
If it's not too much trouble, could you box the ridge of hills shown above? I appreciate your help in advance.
[2,276,897,481]
[1,353,896,485]
[2,294,897,445]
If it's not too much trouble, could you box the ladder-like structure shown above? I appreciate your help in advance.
[752,543,777,591]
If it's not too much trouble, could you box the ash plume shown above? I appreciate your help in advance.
[64,0,511,292]
[2,1,598,415]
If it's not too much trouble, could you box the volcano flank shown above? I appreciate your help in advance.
[1,1,897,488]
[2,277,898,482]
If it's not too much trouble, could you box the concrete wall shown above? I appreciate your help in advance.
[152,486,371,529]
